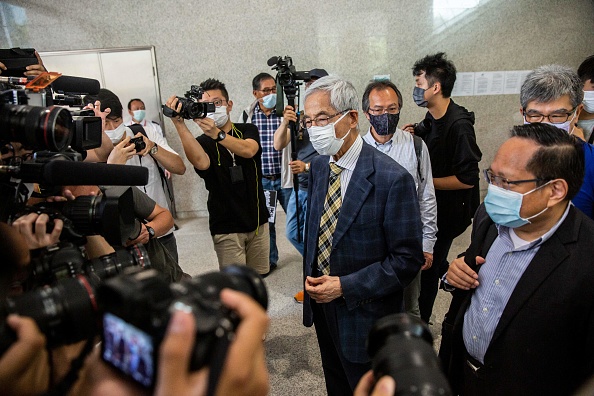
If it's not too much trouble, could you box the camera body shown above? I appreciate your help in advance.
[99,265,268,388]
[129,136,146,153]
[368,313,452,396]
[0,243,151,354]
[413,118,433,138]
[162,85,215,120]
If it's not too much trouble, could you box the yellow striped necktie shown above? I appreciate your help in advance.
[317,163,343,275]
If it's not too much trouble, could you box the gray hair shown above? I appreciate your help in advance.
[520,64,584,109]
[304,75,360,113]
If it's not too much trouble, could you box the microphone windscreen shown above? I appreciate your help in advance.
[41,161,148,186]
[267,56,280,67]
[51,75,101,95]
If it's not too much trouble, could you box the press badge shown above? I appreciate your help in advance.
[229,165,244,184]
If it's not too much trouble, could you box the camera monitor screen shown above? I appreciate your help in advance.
[102,313,155,387]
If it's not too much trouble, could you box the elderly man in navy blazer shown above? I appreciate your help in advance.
[301,75,424,395]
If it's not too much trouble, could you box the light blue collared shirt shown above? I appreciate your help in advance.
[463,203,572,363]
[329,133,363,197]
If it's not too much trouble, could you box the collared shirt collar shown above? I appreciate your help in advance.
[496,202,572,251]
[330,133,363,172]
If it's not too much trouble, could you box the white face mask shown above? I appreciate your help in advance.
[105,123,126,144]
[583,90,594,113]
[578,118,594,142]
[207,106,229,128]
[308,111,351,156]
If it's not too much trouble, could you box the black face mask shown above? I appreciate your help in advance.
[368,112,400,136]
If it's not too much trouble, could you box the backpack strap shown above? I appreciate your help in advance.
[242,110,249,123]
[412,134,424,183]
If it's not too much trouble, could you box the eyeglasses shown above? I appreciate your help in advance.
[522,107,576,124]
[483,169,549,190]
[368,106,399,116]
[258,87,277,95]
[301,110,350,129]
[212,99,226,107]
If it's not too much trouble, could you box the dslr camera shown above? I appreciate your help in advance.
[368,313,452,396]
[162,85,215,120]
[0,243,151,354]
[99,265,268,388]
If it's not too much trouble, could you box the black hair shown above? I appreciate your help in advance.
[127,98,144,110]
[96,88,123,119]
[252,73,275,91]
[362,80,403,113]
[412,52,457,98]
[510,123,585,200]
[199,78,229,101]
[577,55,594,83]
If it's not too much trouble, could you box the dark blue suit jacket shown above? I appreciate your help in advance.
[303,143,424,363]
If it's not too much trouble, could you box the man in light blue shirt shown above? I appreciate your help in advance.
[440,123,594,396]
[361,80,437,318]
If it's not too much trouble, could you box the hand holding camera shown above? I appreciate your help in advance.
[108,135,136,165]
[12,212,63,250]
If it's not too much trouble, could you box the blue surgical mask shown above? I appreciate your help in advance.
[132,109,146,122]
[484,183,550,228]
[413,87,428,107]
[261,93,277,109]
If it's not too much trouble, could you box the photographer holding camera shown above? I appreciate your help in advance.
[94,88,185,263]
[165,78,269,276]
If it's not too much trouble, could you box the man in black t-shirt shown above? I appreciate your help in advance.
[403,53,482,324]
[165,79,269,275]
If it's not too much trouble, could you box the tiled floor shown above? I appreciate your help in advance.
[174,211,470,396]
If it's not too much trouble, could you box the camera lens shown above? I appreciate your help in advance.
[0,276,99,351]
[85,244,151,280]
[368,313,452,396]
[0,104,73,151]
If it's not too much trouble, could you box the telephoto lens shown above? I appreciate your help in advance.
[0,104,73,151]
[0,275,100,355]
[367,313,452,396]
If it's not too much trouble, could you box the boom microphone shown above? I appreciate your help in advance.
[51,76,101,95]
[18,161,149,186]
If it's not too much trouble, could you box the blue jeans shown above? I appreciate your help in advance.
[261,178,291,266]
[286,189,307,256]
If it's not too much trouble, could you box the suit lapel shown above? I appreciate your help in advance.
[489,207,580,346]
[306,160,330,264]
[332,146,374,249]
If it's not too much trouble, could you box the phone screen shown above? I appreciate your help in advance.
[102,313,155,387]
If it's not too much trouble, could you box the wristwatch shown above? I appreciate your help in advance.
[145,225,156,239]
[150,143,159,155]
[305,162,310,172]
[215,130,227,142]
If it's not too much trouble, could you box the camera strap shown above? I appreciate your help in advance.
[206,335,232,396]
[42,336,95,396]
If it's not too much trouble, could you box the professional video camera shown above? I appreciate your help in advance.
[368,313,452,396]
[0,243,151,355]
[267,56,310,117]
[0,71,103,153]
[17,186,142,246]
[98,265,268,388]
[162,85,215,120]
